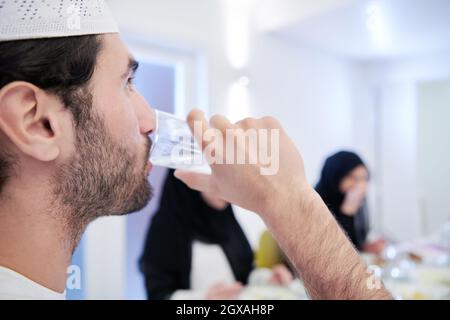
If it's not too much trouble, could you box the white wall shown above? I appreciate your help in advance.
[417,80,450,234]
[357,52,450,240]
[378,83,422,239]
[364,51,450,85]
[108,0,230,116]
[248,35,360,184]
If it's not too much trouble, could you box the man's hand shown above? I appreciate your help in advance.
[176,109,392,300]
[201,192,229,210]
[174,109,311,219]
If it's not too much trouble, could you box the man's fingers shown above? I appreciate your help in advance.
[187,109,210,152]
[210,114,233,133]
[174,170,215,193]
[186,110,234,166]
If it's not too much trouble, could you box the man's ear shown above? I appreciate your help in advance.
[0,82,64,162]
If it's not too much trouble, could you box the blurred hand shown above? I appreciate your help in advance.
[206,282,243,300]
[363,239,386,255]
[201,192,229,210]
[269,264,294,286]
[174,109,312,219]
[340,182,367,216]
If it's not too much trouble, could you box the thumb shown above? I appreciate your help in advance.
[174,170,215,193]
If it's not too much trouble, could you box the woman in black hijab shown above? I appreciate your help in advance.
[316,151,372,251]
[139,169,254,300]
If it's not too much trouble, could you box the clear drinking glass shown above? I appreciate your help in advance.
[149,110,211,174]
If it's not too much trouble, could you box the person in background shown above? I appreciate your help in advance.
[315,151,385,253]
[140,170,293,300]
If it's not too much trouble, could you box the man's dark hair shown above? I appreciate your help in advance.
[0,35,102,193]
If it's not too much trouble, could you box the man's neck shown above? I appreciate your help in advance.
[0,180,74,293]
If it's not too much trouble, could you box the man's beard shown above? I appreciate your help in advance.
[52,92,153,248]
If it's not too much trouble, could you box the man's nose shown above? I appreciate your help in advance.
[135,92,156,135]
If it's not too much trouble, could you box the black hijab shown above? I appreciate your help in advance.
[315,151,369,250]
[140,170,254,300]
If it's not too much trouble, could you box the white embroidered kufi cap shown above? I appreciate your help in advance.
[0,0,118,42]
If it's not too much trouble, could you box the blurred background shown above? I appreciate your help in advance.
[69,0,450,299]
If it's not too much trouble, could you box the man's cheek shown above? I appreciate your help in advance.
[107,101,139,140]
